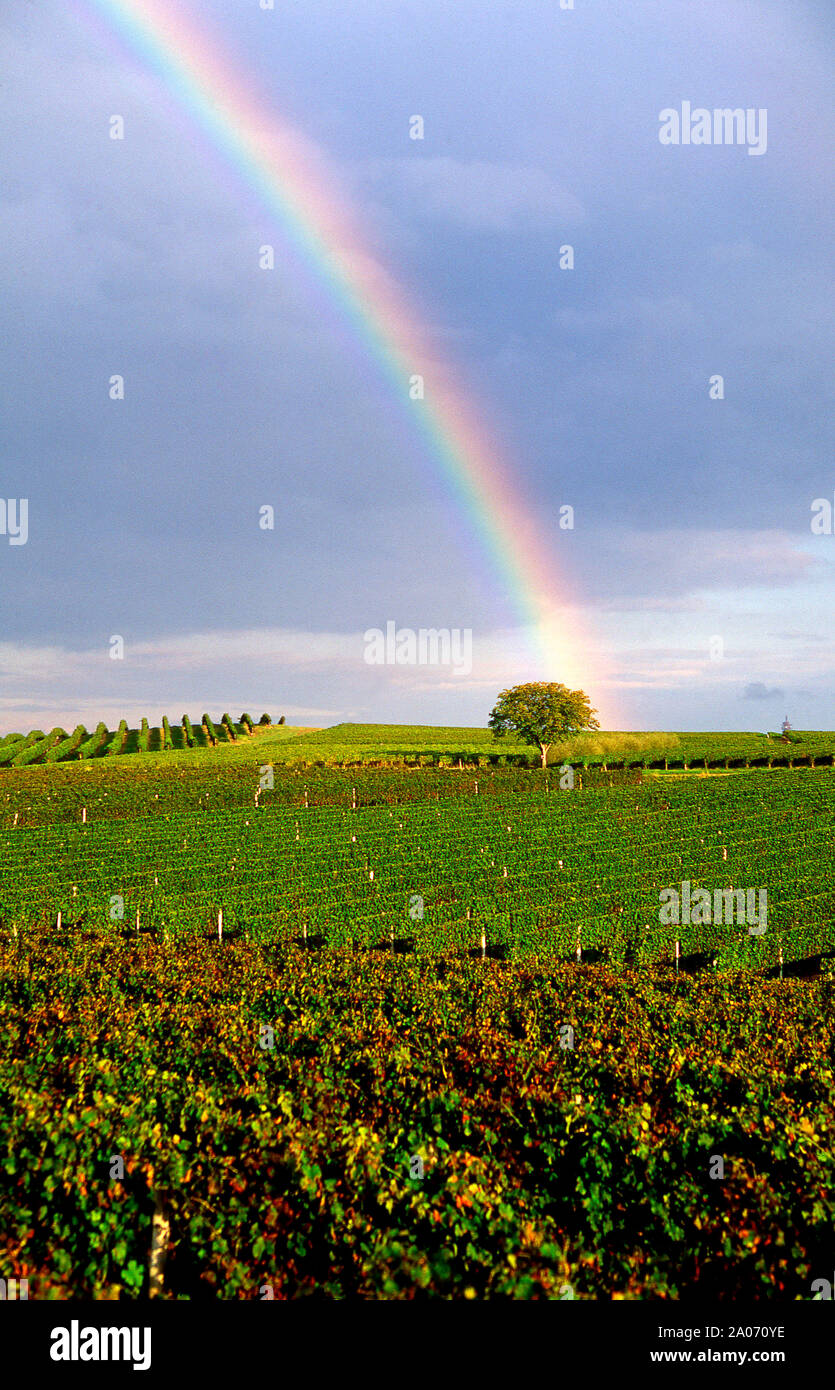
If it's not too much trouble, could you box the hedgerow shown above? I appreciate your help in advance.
[76,723,109,760]
[106,721,129,757]
[45,725,87,763]
[11,728,65,768]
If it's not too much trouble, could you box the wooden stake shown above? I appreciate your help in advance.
[675,938,680,974]
[149,1194,170,1299]
[576,926,582,963]
[81,807,87,824]
[480,929,486,960]
[218,909,223,942]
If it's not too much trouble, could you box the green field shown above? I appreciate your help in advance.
[1,724,834,1299]
[1,716,831,772]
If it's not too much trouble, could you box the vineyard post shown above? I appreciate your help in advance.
[675,938,680,975]
[352,787,357,810]
[576,925,582,963]
[779,944,783,981]
[149,1192,170,1298]
[81,806,86,824]
[56,910,61,930]
[218,909,223,942]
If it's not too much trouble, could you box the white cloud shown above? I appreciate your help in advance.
[607,528,816,598]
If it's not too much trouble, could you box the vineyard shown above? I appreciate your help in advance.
[1,735,834,1298]
[0,712,282,768]
[1,717,832,773]
[3,770,835,970]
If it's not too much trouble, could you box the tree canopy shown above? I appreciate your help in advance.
[488,682,600,768]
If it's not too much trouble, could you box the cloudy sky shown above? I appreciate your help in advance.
[1,0,833,732]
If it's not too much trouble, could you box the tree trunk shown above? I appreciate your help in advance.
[540,744,550,769]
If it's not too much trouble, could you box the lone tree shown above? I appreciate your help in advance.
[488,681,600,769]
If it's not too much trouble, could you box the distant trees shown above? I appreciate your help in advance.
[488,682,600,769]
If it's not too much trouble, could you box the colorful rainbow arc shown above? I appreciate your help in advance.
[82,0,609,704]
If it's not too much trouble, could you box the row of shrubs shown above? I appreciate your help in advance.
[10,729,66,767]
[78,724,109,759]
[0,712,282,765]
[277,749,835,772]
[44,726,87,763]
[0,730,46,767]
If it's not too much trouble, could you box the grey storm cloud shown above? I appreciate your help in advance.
[742,683,784,701]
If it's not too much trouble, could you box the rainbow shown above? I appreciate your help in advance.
[79,0,611,709]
